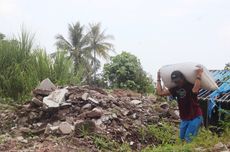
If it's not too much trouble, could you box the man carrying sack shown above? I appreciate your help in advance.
[156,67,204,142]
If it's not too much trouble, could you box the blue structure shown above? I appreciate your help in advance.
[198,70,230,126]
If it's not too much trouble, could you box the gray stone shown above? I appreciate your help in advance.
[44,123,59,134]
[0,113,6,117]
[66,117,74,125]
[130,100,142,105]
[31,97,43,107]
[88,97,99,104]
[53,121,61,126]
[81,93,89,101]
[17,136,28,143]
[130,141,134,145]
[35,78,56,92]
[19,127,31,133]
[121,109,130,116]
[131,113,137,119]
[82,103,92,111]
[194,147,206,152]
[108,94,115,99]
[44,123,52,134]
[43,88,68,108]
[36,122,43,127]
[85,108,103,119]
[213,142,228,151]
[160,102,169,109]
[50,126,59,131]
[169,110,180,119]
[59,122,73,134]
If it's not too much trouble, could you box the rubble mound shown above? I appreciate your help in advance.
[0,80,180,151]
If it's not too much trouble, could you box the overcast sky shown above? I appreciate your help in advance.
[1,0,230,78]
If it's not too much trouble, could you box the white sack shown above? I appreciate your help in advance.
[159,62,218,90]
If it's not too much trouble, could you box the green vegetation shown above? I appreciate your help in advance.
[141,121,230,152]
[0,30,78,102]
[0,22,115,102]
[138,122,178,148]
[103,52,154,93]
[93,135,132,152]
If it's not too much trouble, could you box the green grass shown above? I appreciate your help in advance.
[141,127,230,152]
[92,135,132,152]
[139,122,178,145]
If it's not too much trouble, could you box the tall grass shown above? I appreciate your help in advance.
[0,30,81,102]
[0,31,37,101]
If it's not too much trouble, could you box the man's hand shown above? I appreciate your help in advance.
[192,66,203,94]
[156,69,171,96]
[196,66,203,77]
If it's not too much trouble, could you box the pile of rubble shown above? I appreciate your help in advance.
[2,78,180,150]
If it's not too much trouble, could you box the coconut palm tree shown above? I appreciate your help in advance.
[55,22,90,72]
[87,23,114,80]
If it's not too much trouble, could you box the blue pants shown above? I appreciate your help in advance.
[180,116,203,142]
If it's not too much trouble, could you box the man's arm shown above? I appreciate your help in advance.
[192,67,203,94]
[156,71,171,96]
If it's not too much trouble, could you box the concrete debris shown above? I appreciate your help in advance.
[16,136,28,143]
[81,103,92,111]
[160,102,169,110]
[2,85,182,151]
[81,93,89,101]
[85,108,103,119]
[169,110,180,119]
[88,97,99,104]
[31,97,43,107]
[59,122,73,135]
[43,88,68,108]
[213,142,229,151]
[130,100,142,105]
[36,78,56,91]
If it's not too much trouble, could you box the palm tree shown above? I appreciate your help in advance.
[55,22,90,72]
[87,23,114,81]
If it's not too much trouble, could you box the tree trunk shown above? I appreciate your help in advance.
[93,48,96,83]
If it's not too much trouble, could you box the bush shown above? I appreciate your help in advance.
[103,52,154,93]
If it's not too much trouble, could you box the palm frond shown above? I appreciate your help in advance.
[55,34,73,50]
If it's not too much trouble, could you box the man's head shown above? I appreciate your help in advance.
[171,71,185,87]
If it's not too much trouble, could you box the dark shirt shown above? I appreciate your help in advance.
[169,82,202,120]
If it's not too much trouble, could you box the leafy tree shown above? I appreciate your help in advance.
[87,23,114,80]
[103,52,154,93]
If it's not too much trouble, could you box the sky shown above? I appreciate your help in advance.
[1,0,230,79]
